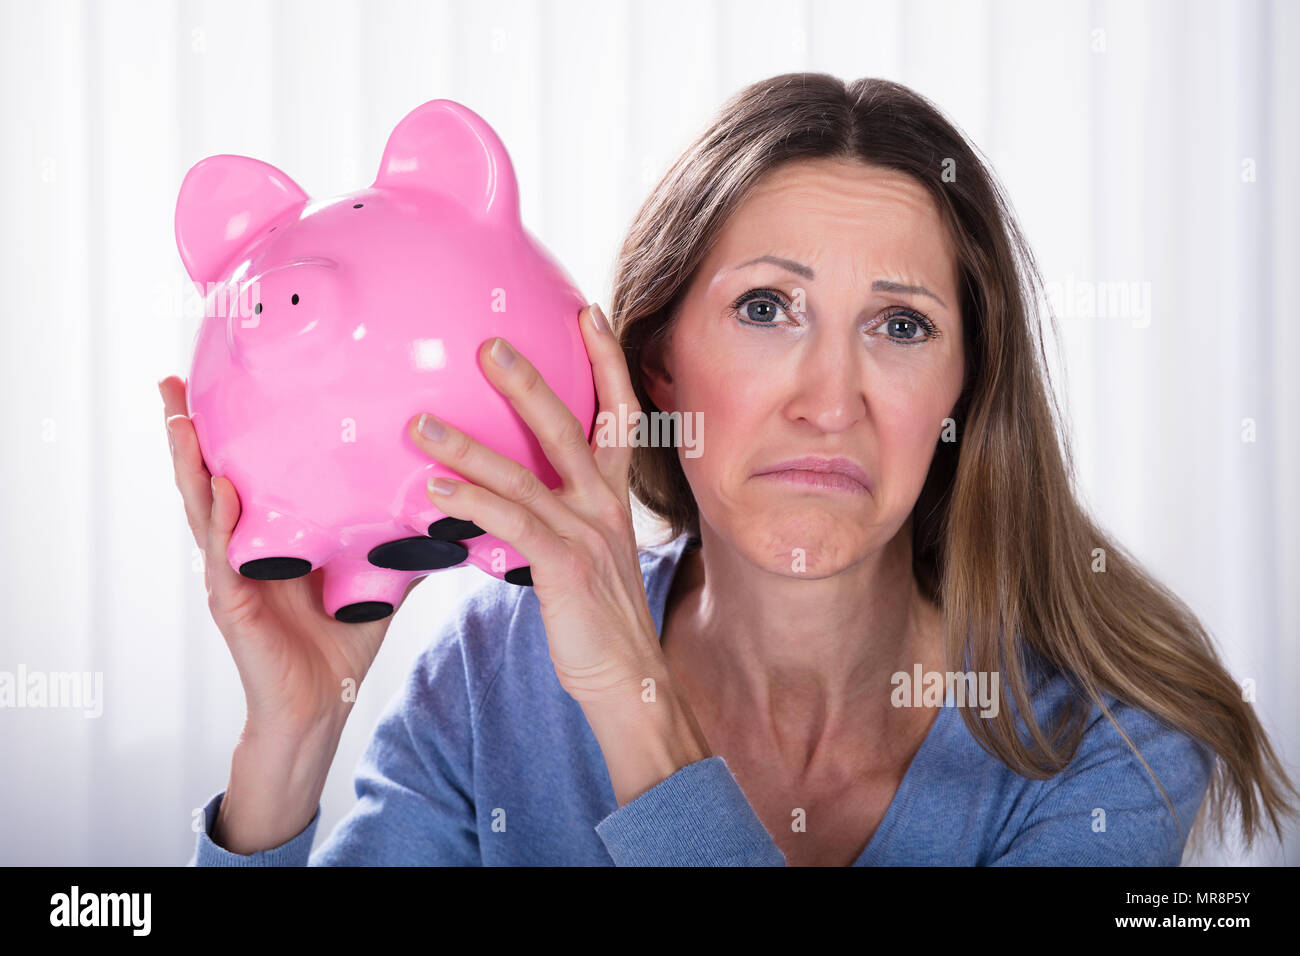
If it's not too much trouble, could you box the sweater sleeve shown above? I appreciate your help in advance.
[594,755,787,865]
[987,700,1215,866]
[189,626,480,866]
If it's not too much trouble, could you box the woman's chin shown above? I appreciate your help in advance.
[736,517,877,574]
[750,493,875,531]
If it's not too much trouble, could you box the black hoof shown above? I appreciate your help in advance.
[428,517,486,540]
[240,557,312,580]
[335,601,394,623]
[504,566,533,587]
[368,536,468,571]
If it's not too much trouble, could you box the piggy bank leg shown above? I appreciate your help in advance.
[366,513,471,572]
[398,492,530,585]
[427,516,486,541]
[463,538,533,587]
[227,503,335,580]
[322,554,425,623]
[370,497,483,573]
[405,489,488,545]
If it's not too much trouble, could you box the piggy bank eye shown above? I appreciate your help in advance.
[254,302,262,315]
[353,203,364,209]
[291,293,300,305]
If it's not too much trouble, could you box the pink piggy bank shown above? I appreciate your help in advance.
[174,99,595,623]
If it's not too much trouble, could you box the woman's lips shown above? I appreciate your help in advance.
[752,456,872,494]
[755,469,870,494]
[754,457,873,496]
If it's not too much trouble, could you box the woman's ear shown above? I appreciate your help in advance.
[639,337,675,412]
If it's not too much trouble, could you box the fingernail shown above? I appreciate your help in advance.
[166,418,176,454]
[490,338,516,368]
[418,413,446,442]
[589,302,608,334]
[157,379,166,398]
[428,477,456,496]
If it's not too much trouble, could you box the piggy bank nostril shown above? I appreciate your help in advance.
[254,302,262,315]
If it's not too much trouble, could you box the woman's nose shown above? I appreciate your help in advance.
[785,336,868,432]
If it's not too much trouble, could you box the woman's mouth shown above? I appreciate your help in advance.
[752,456,873,494]
[755,469,870,494]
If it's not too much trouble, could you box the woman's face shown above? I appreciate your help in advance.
[644,157,965,574]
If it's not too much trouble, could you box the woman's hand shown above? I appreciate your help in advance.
[162,376,430,851]
[159,376,420,738]
[407,303,711,803]
[409,304,661,704]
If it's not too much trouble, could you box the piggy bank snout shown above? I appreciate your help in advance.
[226,262,347,369]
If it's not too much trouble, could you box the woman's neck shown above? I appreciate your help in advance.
[659,522,945,782]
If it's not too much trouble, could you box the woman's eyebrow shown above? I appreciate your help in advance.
[729,255,948,309]
[731,254,815,279]
[872,278,948,309]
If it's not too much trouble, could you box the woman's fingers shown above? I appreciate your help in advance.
[577,303,642,497]
[425,475,574,577]
[168,415,215,544]
[159,375,243,602]
[158,375,188,428]
[159,375,240,602]
[409,413,574,572]
[160,377,213,546]
[205,474,249,604]
[474,328,616,516]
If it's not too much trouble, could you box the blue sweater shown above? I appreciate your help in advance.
[190,531,1215,866]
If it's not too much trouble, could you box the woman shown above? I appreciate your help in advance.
[165,73,1296,866]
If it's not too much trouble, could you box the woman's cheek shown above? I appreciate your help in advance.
[875,397,948,495]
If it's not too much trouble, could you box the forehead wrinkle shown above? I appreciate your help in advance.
[703,164,956,302]
[747,165,941,224]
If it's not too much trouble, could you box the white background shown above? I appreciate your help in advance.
[0,0,1295,866]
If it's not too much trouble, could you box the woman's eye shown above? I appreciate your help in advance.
[875,310,937,344]
[883,316,922,340]
[730,289,792,327]
[729,292,938,343]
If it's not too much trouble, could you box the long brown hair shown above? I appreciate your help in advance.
[611,72,1296,854]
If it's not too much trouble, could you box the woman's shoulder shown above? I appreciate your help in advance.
[922,650,1218,863]
[1027,652,1211,755]
[1007,650,1216,828]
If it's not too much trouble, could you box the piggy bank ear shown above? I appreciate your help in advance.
[175,155,309,289]
[373,100,521,226]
